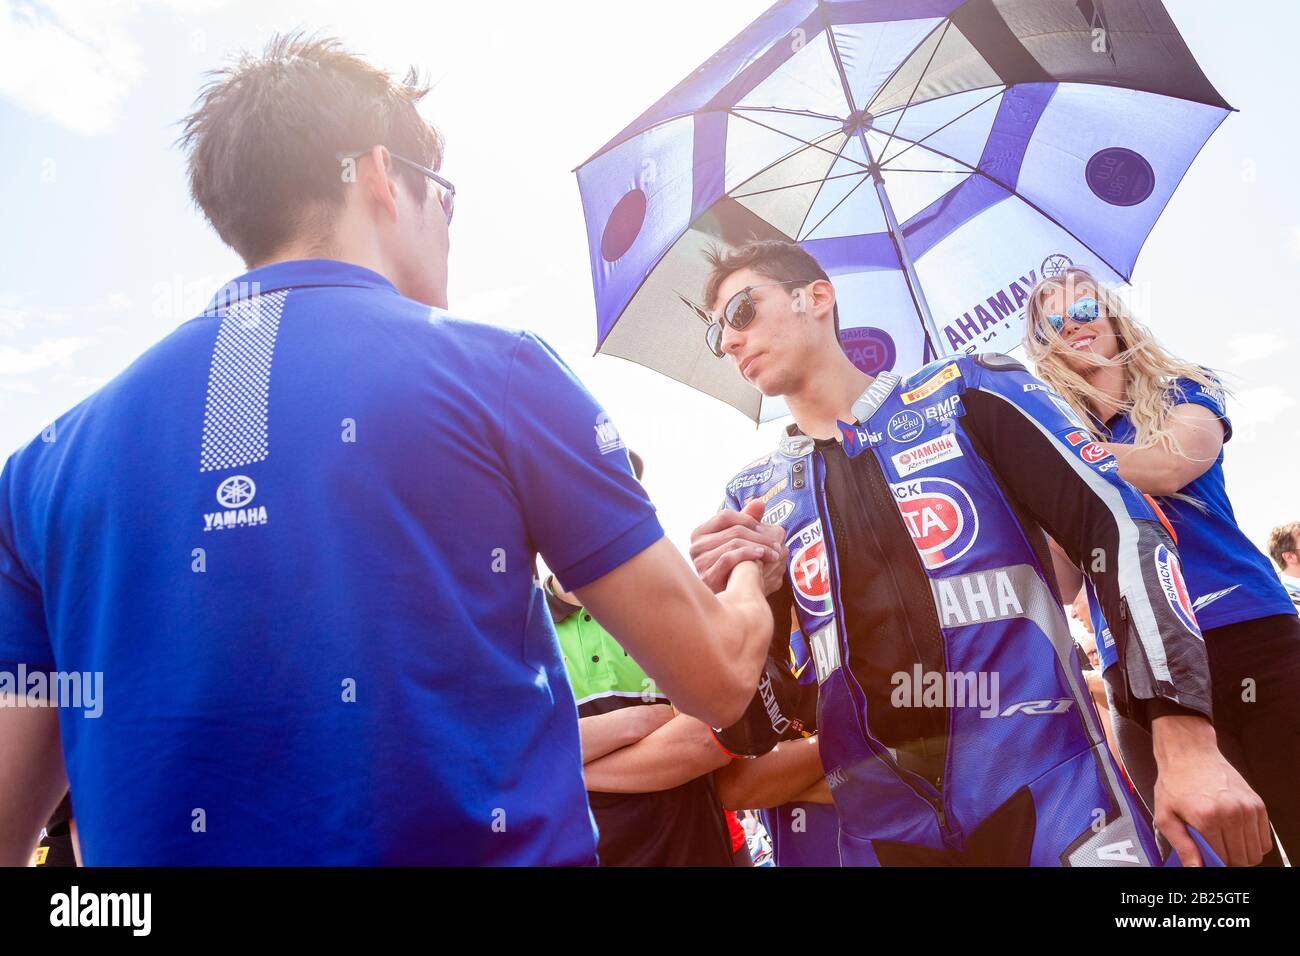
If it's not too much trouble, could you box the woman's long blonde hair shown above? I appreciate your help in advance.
[1022,267,1226,461]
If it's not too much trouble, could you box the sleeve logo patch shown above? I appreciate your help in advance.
[901,363,960,404]
[1155,544,1201,636]
[594,412,626,455]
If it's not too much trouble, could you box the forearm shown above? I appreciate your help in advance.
[0,704,67,867]
[716,736,824,811]
[1152,713,1218,769]
[789,777,833,805]
[710,563,783,718]
[1100,442,1182,496]
[584,714,731,794]
[1101,401,1223,498]
[579,710,646,764]
[576,541,773,728]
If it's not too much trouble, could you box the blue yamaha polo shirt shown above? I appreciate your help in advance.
[0,259,663,865]
[1086,376,1295,669]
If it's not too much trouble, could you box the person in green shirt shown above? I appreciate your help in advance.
[545,451,740,866]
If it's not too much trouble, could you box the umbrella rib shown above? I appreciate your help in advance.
[869,122,1133,283]
[863,15,954,117]
[872,128,981,176]
[724,124,851,209]
[728,109,867,168]
[799,172,870,242]
[878,19,952,163]
[794,131,856,240]
[878,87,1004,167]
[732,105,845,123]
[731,168,868,201]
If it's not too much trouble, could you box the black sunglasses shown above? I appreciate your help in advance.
[704,280,806,358]
[336,149,455,225]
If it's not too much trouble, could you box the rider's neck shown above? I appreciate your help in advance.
[785,352,875,441]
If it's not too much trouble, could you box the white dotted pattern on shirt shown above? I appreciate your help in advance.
[199,289,288,473]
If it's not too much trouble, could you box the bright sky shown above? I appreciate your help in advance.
[1,0,1297,560]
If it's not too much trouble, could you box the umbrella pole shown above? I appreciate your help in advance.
[853,129,948,361]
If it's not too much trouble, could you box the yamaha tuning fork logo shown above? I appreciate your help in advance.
[204,475,268,532]
[216,475,256,509]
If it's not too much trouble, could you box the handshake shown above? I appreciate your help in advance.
[689,499,788,596]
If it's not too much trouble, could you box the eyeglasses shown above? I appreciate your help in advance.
[1034,295,1100,344]
[336,149,455,225]
[703,280,806,358]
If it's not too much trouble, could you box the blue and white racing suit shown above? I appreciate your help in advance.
[712,354,1212,866]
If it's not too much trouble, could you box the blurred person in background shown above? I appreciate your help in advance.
[1026,267,1300,865]
[1067,590,1121,768]
[544,451,742,867]
[1266,522,1300,610]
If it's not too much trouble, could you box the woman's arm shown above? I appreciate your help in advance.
[1101,403,1224,496]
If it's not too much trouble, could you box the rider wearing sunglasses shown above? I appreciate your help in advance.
[690,238,1270,867]
[705,279,840,360]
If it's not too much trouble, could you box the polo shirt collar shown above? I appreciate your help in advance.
[204,258,400,313]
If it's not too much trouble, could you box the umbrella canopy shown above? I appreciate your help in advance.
[575,0,1232,423]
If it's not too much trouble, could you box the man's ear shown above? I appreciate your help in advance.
[358,144,400,223]
[809,278,836,324]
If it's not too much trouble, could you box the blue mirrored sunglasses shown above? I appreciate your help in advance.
[1035,296,1100,343]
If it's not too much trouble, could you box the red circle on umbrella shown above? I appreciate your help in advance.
[600,188,647,262]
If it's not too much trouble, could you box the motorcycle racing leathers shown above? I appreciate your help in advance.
[713,353,1211,866]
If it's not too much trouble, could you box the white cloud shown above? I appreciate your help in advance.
[0,306,30,339]
[0,335,97,376]
[105,291,132,313]
[1228,331,1288,365]
[0,1,144,135]
[1288,227,1300,262]
[0,0,222,135]
[1230,385,1298,442]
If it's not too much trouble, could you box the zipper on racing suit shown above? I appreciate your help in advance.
[811,448,962,851]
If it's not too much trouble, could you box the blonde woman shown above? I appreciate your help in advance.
[1025,268,1300,865]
